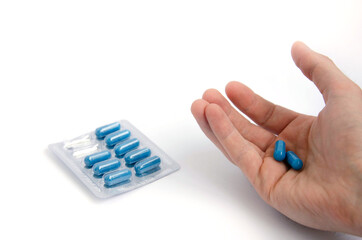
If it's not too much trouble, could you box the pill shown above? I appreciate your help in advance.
[273,140,286,161]
[93,159,121,176]
[95,122,120,139]
[286,151,303,170]
[105,129,131,147]
[103,169,132,187]
[114,138,140,157]
[124,148,151,165]
[134,156,161,176]
[84,150,112,167]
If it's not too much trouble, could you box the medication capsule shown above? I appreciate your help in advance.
[114,138,140,157]
[124,148,151,165]
[134,156,161,176]
[95,122,120,139]
[273,140,286,161]
[93,159,121,176]
[104,169,132,187]
[84,150,112,167]
[104,129,131,147]
[286,151,303,170]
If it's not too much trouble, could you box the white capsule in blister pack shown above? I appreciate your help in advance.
[48,120,180,198]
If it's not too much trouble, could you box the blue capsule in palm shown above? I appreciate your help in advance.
[286,151,303,170]
[273,140,286,161]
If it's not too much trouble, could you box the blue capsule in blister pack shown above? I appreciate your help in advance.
[105,130,130,148]
[95,122,120,140]
[135,156,161,177]
[48,120,180,198]
[84,150,112,167]
[93,159,121,176]
[114,138,140,157]
[104,169,132,187]
[124,148,151,165]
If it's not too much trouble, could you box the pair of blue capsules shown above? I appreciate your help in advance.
[273,140,303,170]
[84,122,162,187]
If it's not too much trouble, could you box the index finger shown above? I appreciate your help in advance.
[226,81,299,135]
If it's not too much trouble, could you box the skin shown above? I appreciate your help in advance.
[191,42,362,236]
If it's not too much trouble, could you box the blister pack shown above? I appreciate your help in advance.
[49,120,180,198]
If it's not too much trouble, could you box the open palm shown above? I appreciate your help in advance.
[191,42,362,236]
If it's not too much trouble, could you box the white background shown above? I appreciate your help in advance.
[0,1,361,239]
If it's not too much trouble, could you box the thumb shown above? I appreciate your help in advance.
[291,41,353,103]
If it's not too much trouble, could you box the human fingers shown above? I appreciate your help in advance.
[291,41,357,102]
[204,103,263,183]
[202,88,275,152]
[191,99,232,161]
[204,103,290,200]
[225,81,299,135]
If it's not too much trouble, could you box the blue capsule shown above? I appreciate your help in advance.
[134,156,161,176]
[93,159,121,176]
[104,130,131,148]
[273,140,286,161]
[286,151,303,170]
[124,148,151,165]
[84,150,112,167]
[95,122,120,139]
[103,169,132,187]
[114,138,140,157]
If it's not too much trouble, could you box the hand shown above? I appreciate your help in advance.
[191,42,362,236]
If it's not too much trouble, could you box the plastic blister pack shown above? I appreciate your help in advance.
[49,120,180,198]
